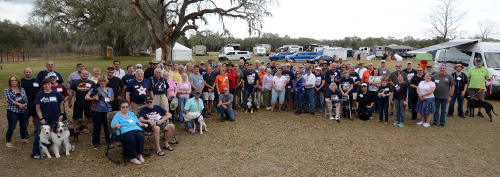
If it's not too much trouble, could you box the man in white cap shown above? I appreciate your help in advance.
[378,60,391,79]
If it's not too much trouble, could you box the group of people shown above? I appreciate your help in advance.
[4,56,490,164]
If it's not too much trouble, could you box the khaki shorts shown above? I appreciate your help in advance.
[468,88,485,100]
[203,92,215,100]
[153,94,169,112]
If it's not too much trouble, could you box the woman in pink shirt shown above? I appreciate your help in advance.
[176,73,191,122]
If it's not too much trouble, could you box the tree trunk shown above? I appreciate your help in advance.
[162,41,175,62]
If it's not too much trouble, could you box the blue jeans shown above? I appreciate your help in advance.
[370,91,380,113]
[177,97,189,122]
[242,89,252,109]
[357,107,374,117]
[296,93,305,113]
[394,99,406,123]
[271,88,285,104]
[407,90,413,109]
[448,92,464,116]
[304,88,315,112]
[314,90,324,111]
[434,98,448,125]
[6,110,27,142]
[91,111,110,146]
[218,107,235,121]
[229,89,236,108]
[379,102,389,122]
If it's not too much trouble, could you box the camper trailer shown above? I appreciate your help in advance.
[370,46,387,57]
[359,47,372,55]
[255,44,271,55]
[408,39,500,98]
[253,47,266,56]
[322,48,348,60]
[386,46,416,58]
[192,45,208,56]
[226,44,241,51]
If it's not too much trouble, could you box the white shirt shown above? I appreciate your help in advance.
[418,81,436,99]
[114,69,125,79]
[272,76,286,90]
[355,68,367,76]
[304,73,316,89]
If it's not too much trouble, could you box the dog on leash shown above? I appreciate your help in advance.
[245,93,257,113]
[185,112,208,134]
[50,122,72,158]
[465,92,497,122]
[39,125,53,158]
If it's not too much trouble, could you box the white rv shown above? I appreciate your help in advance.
[253,47,266,56]
[408,39,500,98]
[322,48,348,60]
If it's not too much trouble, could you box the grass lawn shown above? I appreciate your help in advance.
[1,53,500,176]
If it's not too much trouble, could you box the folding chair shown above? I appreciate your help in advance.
[161,118,179,144]
[105,111,127,166]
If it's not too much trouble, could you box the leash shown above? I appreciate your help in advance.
[470,77,493,98]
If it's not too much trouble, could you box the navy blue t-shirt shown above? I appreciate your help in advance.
[314,74,325,89]
[36,70,64,84]
[339,77,354,92]
[139,105,167,123]
[121,74,135,87]
[33,91,64,124]
[325,69,341,86]
[243,71,259,91]
[377,85,391,103]
[126,79,152,103]
[282,70,295,87]
[149,77,169,95]
[349,72,361,93]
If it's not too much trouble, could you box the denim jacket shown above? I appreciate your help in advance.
[294,78,306,94]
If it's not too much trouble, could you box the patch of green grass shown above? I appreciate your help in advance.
[1,53,500,176]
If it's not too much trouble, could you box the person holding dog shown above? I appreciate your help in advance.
[5,75,29,148]
[218,87,235,122]
[431,65,455,127]
[466,58,490,117]
[183,89,204,133]
[139,97,176,155]
[448,64,468,118]
[30,78,65,159]
[111,100,148,165]
[85,76,113,149]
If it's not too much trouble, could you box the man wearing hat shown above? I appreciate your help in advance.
[320,61,329,75]
[218,87,235,122]
[105,66,125,111]
[378,60,391,79]
[139,97,176,154]
[68,69,95,133]
[145,59,159,79]
[425,64,435,75]
[183,89,204,133]
[447,64,467,118]
[260,60,265,68]
[355,62,366,76]
[36,61,64,84]
[199,62,207,75]
[466,58,490,117]
[207,59,214,68]
[334,59,342,70]
[66,62,85,88]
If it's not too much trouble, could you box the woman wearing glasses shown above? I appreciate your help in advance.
[85,76,113,149]
[5,75,29,148]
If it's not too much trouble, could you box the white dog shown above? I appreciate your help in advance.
[185,112,207,134]
[39,125,53,158]
[50,122,71,158]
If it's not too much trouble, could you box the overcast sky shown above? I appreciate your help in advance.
[1,0,499,40]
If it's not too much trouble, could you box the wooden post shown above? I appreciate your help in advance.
[22,48,25,61]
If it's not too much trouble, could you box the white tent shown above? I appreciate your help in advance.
[155,42,192,61]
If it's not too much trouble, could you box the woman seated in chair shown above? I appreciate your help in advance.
[325,83,342,122]
[111,100,148,165]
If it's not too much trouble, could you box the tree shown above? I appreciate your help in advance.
[424,0,468,42]
[130,0,277,61]
[475,21,498,41]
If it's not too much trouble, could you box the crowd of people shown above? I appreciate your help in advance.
[3,57,490,164]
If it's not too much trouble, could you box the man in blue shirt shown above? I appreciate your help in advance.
[325,63,341,87]
[314,67,325,112]
[36,61,64,84]
[241,64,260,110]
[139,97,175,154]
[150,68,169,111]
[126,70,153,115]
[183,89,204,133]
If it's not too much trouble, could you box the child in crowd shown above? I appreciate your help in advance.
[393,74,408,127]
[378,78,392,124]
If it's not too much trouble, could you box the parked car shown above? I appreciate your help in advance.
[307,55,335,64]
[218,51,251,62]
[285,52,318,61]
[269,52,291,60]
[140,50,150,56]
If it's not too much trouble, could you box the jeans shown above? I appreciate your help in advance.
[91,111,110,146]
[411,94,419,119]
[117,130,144,159]
[6,110,27,142]
[448,92,464,116]
[370,91,380,113]
[218,107,235,121]
[296,93,305,113]
[314,90,324,111]
[262,89,271,108]
[379,102,389,122]
[434,98,448,125]
[271,88,285,104]
[242,89,252,109]
[229,89,236,108]
[177,97,189,122]
[304,88,315,112]
[357,107,374,117]
[394,99,406,123]
[407,90,413,109]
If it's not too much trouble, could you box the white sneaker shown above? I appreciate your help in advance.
[257,106,260,109]
[329,115,334,120]
[423,123,430,127]
[416,121,424,125]
[335,116,339,120]
[265,107,272,110]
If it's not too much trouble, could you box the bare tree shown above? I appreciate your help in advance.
[475,21,498,41]
[130,0,276,62]
[424,0,468,42]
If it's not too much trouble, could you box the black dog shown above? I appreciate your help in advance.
[465,93,497,122]
[69,125,86,142]
[245,92,258,113]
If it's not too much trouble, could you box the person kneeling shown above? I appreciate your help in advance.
[139,97,175,156]
[111,100,148,165]
[217,87,235,122]
[183,89,204,133]
[355,83,375,120]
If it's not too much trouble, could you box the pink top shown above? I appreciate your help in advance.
[177,81,191,98]
[166,80,178,100]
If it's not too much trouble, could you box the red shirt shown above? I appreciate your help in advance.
[225,69,238,89]
[40,84,69,97]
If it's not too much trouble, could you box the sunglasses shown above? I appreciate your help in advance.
[121,106,129,108]
[194,92,201,94]
[417,70,423,71]
[147,101,153,104]
[137,67,142,68]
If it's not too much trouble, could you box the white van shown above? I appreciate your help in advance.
[409,39,500,98]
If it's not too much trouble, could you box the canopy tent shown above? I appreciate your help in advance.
[415,53,433,62]
[394,54,403,61]
[155,43,192,61]
[353,51,367,60]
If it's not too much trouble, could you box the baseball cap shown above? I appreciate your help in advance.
[407,62,412,64]
[426,64,432,67]
[193,89,202,94]
[41,78,51,85]
[260,61,265,64]
[475,58,482,61]
[146,97,154,101]
[107,66,114,70]
[361,83,368,87]
[46,72,57,78]
[381,60,386,63]
[286,63,291,67]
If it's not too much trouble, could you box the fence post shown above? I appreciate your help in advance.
[22,48,25,61]
[0,53,2,63]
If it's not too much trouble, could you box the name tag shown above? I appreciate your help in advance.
[105,98,110,102]
[435,80,440,83]
[86,83,91,87]
[225,76,228,79]
[288,86,291,88]
[457,77,461,80]
[128,119,134,123]
[384,88,390,91]
[199,80,203,83]
[49,97,57,102]
[383,71,386,74]
[57,88,63,92]
[134,85,139,88]
[359,94,364,98]
[33,83,39,87]
[184,84,189,87]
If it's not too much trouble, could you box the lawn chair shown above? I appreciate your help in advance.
[161,118,179,144]
[105,111,126,166]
